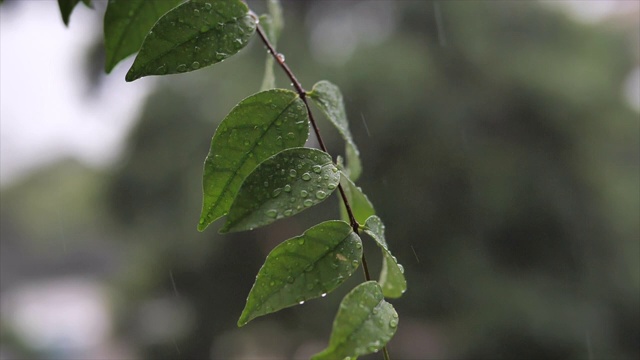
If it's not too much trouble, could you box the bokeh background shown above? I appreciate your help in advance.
[1,0,639,359]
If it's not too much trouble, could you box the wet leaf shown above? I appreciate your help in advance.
[238,220,362,326]
[221,148,340,233]
[308,80,362,181]
[312,281,398,360]
[126,0,256,81]
[363,216,407,298]
[199,89,309,231]
[339,172,375,225]
[104,0,183,73]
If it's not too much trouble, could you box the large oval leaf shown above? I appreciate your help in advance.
[308,80,362,181]
[104,0,183,73]
[312,281,398,360]
[238,220,362,326]
[339,171,375,225]
[221,148,340,233]
[126,0,256,81]
[198,89,309,231]
[363,216,407,298]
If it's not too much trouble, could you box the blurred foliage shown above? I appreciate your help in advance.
[2,1,638,359]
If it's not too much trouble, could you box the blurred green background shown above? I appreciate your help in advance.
[1,1,638,359]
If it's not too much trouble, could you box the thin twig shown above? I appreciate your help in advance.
[254,18,391,359]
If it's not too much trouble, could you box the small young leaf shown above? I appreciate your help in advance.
[363,216,407,298]
[259,0,284,91]
[57,0,91,26]
[104,0,183,73]
[221,148,341,233]
[126,0,256,81]
[199,89,309,231]
[238,220,362,326]
[312,281,398,360]
[258,14,276,91]
[339,172,375,225]
[308,80,362,181]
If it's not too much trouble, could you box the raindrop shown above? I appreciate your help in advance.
[303,199,314,207]
[298,300,305,305]
[272,188,282,197]
[315,190,327,199]
[301,173,311,181]
[355,242,362,249]
[193,9,200,16]
[176,64,187,72]
[156,65,167,74]
[277,53,285,62]
[286,132,295,139]
[352,259,359,267]
[191,61,201,69]
[389,319,398,328]
[286,276,294,283]
[398,264,405,274]
[204,2,212,10]
[265,209,278,218]
[284,184,292,192]
[283,209,293,216]
[289,169,297,178]
[321,293,327,298]
[328,184,336,190]
[312,165,322,173]
[298,238,305,245]
[300,190,308,198]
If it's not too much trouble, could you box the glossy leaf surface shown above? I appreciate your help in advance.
[312,281,398,360]
[308,80,362,181]
[363,216,407,298]
[199,89,309,231]
[104,0,183,73]
[221,148,340,233]
[126,0,256,81]
[339,172,375,225]
[238,220,362,326]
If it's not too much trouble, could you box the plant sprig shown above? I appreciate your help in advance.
[57,0,407,358]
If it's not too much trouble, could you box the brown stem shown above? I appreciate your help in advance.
[255,22,371,280]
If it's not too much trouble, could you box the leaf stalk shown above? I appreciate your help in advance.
[255,19,390,360]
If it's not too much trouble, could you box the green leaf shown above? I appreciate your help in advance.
[259,0,284,91]
[339,172,375,225]
[199,89,309,231]
[363,216,407,298]
[258,15,276,91]
[58,0,89,26]
[308,80,362,181]
[126,0,256,81]
[221,148,341,233]
[238,220,362,326]
[104,0,183,73]
[312,281,399,360]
